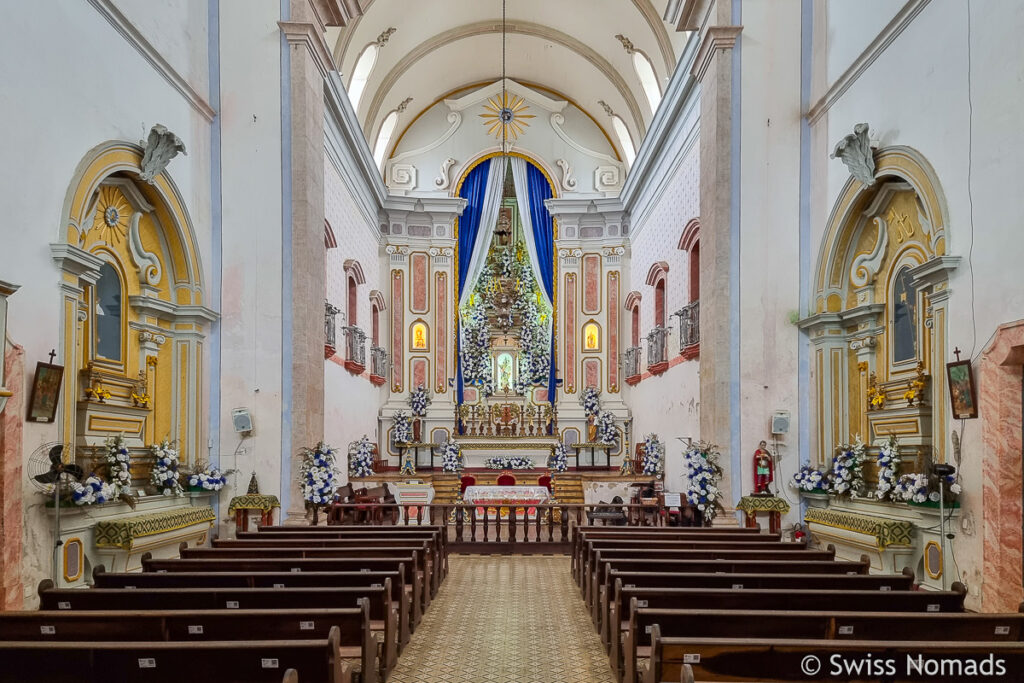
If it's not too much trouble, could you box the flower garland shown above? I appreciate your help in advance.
[410,384,431,417]
[485,455,535,470]
[893,473,929,503]
[580,386,601,419]
[549,442,568,473]
[790,465,827,492]
[874,435,901,501]
[641,434,665,477]
[460,302,494,398]
[350,436,375,478]
[827,436,866,497]
[440,440,463,473]
[597,411,617,445]
[71,475,115,505]
[299,441,337,506]
[149,440,184,496]
[188,466,227,491]
[682,441,723,521]
[393,410,412,444]
[104,434,132,494]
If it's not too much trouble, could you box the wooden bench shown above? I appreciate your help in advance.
[0,626,345,683]
[38,581,399,679]
[0,606,376,683]
[646,629,1024,683]
[625,608,1024,683]
[95,565,412,650]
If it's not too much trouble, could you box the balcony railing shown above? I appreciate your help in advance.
[324,301,340,358]
[343,325,367,369]
[674,299,700,351]
[646,326,669,371]
[623,346,642,380]
[370,345,388,382]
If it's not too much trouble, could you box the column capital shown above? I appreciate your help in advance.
[691,25,742,82]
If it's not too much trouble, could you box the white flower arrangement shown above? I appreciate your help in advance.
[149,440,184,496]
[71,475,115,506]
[641,434,665,477]
[485,456,535,470]
[682,441,723,521]
[350,436,375,478]
[188,466,227,491]
[410,384,431,417]
[549,442,569,473]
[597,411,617,445]
[874,435,901,501]
[894,473,929,503]
[790,465,826,493]
[826,435,866,497]
[393,410,412,444]
[440,440,464,473]
[103,434,132,494]
[299,441,338,505]
[580,386,601,419]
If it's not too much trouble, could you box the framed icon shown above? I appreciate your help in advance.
[945,360,978,419]
[27,361,64,423]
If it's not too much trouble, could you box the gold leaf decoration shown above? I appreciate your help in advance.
[91,186,131,244]
[479,92,535,141]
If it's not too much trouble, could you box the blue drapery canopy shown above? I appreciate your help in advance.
[521,162,557,408]
[455,159,491,407]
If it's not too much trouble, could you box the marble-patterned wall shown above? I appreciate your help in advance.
[1,341,24,609]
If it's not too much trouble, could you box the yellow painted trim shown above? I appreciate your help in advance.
[924,539,943,580]
[63,537,84,582]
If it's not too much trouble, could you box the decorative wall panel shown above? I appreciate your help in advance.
[392,270,404,391]
[435,272,447,393]
[411,252,428,313]
[564,273,576,393]
[582,254,601,314]
[608,271,619,392]
[411,357,428,391]
[582,357,601,392]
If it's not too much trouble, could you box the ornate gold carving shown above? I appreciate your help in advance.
[867,372,885,410]
[90,186,131,244]
[903,361,928,407]
[480,92,534,141]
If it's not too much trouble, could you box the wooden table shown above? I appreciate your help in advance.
[735,495,790,533]
[227,495,279,533]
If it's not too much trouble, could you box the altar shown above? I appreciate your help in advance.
[463,485,550,520]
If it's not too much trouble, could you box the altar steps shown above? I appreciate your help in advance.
[552,475,585,505]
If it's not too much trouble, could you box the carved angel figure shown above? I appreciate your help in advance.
[139,124,187,183]
[831,122,875,186]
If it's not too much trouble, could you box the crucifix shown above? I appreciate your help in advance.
[48,349,56,364]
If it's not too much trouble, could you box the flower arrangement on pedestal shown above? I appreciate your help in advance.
[790,465,826,493]
[104,434,132,495]
[71,475,115,505]
[874,435,902,501]
[299,441,338,506]
[485,455,535,470]
[641,434,665,477]
[350,435,375,478]
[549,442,568,473]
[393,410,412,445]
[826,436,866,497]
[682,441,723,521]
[460,302,495,398]
[580,386,601,420]
[597,411,617,446]
[440,440,463,473]
[149,440,184,496]
[410,384,430,417]
[188,464,228,491]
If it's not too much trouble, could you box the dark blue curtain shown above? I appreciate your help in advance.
[455,159,492,411]
[523,162,557,410]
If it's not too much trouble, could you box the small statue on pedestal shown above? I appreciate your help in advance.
[752,440,774,495]
[399,450,416,476]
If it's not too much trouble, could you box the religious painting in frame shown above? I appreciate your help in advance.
[946,360,978,419]
[409,319,429,352]
[27,361,64,423]
[581,320,601,353]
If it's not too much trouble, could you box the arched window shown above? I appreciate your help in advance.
[95,262,122,362]
[611,115,636,166]
[347,43,379,111]
[347,275,358,327]
[654,279,666,328]
[688,241,700,303]
[632,51,662,114]
[371,302,380,347]
[631,306,640,347]
[373,110,399,170]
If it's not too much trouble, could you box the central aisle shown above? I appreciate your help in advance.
[388,555,616,683]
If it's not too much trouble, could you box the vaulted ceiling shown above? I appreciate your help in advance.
[330,0,688,162]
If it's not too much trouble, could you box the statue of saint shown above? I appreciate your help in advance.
[753,440,774,494]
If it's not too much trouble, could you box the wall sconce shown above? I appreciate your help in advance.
[0,279,21,414]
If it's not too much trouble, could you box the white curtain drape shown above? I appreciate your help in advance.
[509,157,552,303]
[458,159,508,309]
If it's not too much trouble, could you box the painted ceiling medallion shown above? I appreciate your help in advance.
[480,92,534,141]
[91,186,131,244]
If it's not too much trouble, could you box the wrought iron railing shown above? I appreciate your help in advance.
[623,346,642,378]
[674,300,700,350]
[324,301,340,349]
[370,345,388,377]
[646,326,669,368]
[343,325,366,366]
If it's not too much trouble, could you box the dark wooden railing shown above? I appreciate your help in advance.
[320,503,700,553]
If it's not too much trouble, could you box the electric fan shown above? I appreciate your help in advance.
[26,442,83,583]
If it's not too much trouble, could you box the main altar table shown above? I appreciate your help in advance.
[462,485,550,520]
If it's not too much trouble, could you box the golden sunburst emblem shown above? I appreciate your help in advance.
[91,186,131,244]
[480,92,535,141]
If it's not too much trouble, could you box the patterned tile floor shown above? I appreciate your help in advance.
[388,555,616,683]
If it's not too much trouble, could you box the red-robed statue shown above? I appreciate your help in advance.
[753,440,774,494]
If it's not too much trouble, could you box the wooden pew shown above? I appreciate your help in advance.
[94,565,412,649]
[143,555,424,628]
[625,608,1024,683]
[38,581,399,679]
[0,625,345,683]
[0,605,377,683]
[646,628,1024,683]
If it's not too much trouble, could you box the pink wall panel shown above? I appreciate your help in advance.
[583,357,601,391]
[391,270,404,391]
[608,271,619,392]
[411,357,428,390]
[565,273,576,392]
[582,254,600,314]
[435,272,447,393]
[411,253,428,313]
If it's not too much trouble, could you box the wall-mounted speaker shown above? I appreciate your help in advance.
[231,407,253,434]
[771,410,791,435]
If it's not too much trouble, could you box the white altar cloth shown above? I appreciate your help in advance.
[462,485,550,506]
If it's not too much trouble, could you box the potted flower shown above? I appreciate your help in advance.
[103,433,132,496]
[682,441,723,522]
[826,436,866,498]
[349,436,375,478]
[393,410,412,445]
[149,439,184,496]
[409,385,430,441]
[641,434,665,477]
[790,465,828,506]
[71,475,116,506]
[549,442,568,473]
[873,435,901,501]
[597,411,617,446]
[187,463,228,493]
[439,440,463,473]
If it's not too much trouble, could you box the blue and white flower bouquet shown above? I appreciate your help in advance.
[440,440,463,473]
[350,435,375,478]
[549,442,568,473]
[641,434,665,477]
[486,455,535,470]
[790,465,826,492]
[104,434,132,494]
[149,440,184,496]
[71,475,115,505]
[827,435,866,497]
[299,441,337,505]
[188,465,227,491]
[682,441,723,521]
[874,435,901,501]
[580,386,601,419]
[894,472,929,503]
[597,411,617,446]
[410,384,431,417]
[393,410,412,444]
